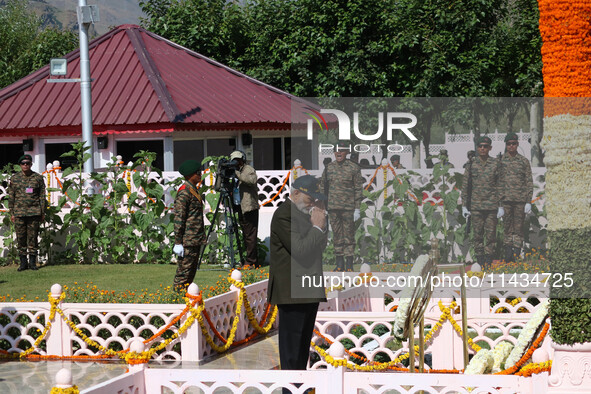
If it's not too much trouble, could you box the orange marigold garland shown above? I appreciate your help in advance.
[538,0,591,116]
[494,321,550,375]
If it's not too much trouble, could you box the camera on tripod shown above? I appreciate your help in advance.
[214,158,240,193]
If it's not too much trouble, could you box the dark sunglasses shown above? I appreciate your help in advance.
[20,161,32,165]
[506,141,518,146]
[477,144,490,148]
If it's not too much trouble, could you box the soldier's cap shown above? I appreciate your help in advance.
[504,132,518,143]
[476,136,492,146]
[391,154,400,161]
[18,154,32,164]
[178,160,201,176]
[440,149,448,156]
[292,175,326,201]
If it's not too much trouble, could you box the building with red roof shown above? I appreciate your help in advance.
[0,24,315,172]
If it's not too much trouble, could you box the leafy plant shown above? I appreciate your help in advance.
[0,163,18,265]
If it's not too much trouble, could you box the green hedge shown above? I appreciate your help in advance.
[549,226,591,345]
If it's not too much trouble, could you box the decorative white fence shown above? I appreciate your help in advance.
[2,270,555,393]
[0,164,547,245]
[0,279,273,362]
[80,367,548,394]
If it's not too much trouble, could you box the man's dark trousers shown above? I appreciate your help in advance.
[278,303,319,394]
[278,303,319,370]
[239,209,259,266]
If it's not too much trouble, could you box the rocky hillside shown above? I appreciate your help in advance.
[29,0,144,36]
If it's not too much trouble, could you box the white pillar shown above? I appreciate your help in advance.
[46,284,68,357]
[180,283,203,362]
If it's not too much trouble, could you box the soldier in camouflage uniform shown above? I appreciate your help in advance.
[320,146,364,271]
[172,160,206,291]
[461,136,503,268]
[499,132,533,262]
[8,154,46,271]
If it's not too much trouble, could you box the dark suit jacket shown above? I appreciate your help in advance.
[267,199,328,305]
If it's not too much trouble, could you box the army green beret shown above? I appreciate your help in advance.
[178,160,201,176]
[504,132,518,142]
[18,154,32,163]
[391,154,401,161]
[476,136,492,145]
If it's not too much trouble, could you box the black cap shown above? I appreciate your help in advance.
[391,154,400,161]
[292,175,326,200]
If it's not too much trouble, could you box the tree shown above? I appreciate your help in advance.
[139,0,250,70]
[139,0,544,166]
[0,0,78,89]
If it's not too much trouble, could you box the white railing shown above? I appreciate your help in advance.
[3,271,555,393]
[1,274,548,366]
[78,363,549,393]
[0,164,546,210]
[0,279,274,362]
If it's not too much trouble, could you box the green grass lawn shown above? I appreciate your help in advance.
[0,263,268,303]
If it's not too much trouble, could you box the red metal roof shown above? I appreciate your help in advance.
[0,24,312,137]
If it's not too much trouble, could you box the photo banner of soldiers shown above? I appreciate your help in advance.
[285,97,588,299]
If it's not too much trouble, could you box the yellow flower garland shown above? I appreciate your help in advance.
[311,301,457,371]
[0,274,280,363]
[439,301,481,353]
[516,360,552,377]
[18,293,65,358]
[50,386,80,394]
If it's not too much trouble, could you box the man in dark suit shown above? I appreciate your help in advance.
[268,175,328,375]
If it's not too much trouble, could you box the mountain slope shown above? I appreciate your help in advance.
[29,0,144,36]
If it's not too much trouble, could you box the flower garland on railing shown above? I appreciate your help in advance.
[440,301,481,353]
[502,299,549,369]
[49,387,80,394]
[0,274,277,364]
[312,299,550,376]
[515,360,552,377]
[495,321,550,375]
[13,292,65,359]
[310,300,458,373]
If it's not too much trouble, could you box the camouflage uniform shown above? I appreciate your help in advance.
[320,159,363,268]
[8,171,46,258]
[173,181,206,288]
[461,156,501,259]
[499,152,533,249]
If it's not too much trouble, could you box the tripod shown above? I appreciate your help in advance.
[197,184,246,269]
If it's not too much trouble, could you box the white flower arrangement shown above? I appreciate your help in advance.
[541,115,591,231]
[491,341,514,373]
[464,349,494,375]
[504,299,549,369]
[392,254,430,340]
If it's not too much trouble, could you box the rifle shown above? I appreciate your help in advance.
[465,159,473,237]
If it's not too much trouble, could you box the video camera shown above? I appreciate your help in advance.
[214,158,240,192]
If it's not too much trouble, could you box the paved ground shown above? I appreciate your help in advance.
[0,334,280,393]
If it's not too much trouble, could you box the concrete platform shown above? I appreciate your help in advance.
[0,334,280,393]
